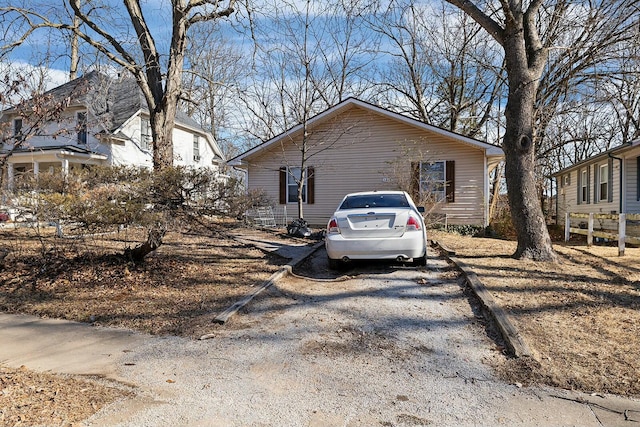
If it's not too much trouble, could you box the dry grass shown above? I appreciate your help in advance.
[3,222,640,426]
[0,225,283,337]
[431,229,640,396]
[0,222,288,426]
[0,365,131,427]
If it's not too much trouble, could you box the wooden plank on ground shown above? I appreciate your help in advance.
[450,257,539,360]
[436,245,537,360]
[202,241,325,335]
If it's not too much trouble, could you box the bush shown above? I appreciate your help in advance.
[6,166,266,262]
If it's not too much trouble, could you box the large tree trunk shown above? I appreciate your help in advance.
[503,36,557,261]
[151,109,175,170]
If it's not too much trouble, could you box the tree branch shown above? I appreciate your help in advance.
[445,0,505,45]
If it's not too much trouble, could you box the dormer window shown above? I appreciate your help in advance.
[77,112,87,144]
[13,118,22,137]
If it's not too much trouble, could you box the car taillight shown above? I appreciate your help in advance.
[327,218,340,234]
[406,215,421,231]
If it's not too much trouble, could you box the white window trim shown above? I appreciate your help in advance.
[141,118,152,150]
[193,135,201,162]
[581,169,588,203]
[599,163,608,201]
[419,160,446,202]
[286,167,307,204]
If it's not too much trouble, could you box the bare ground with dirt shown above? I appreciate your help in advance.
[1,224,639,426]
[430,230,640,396]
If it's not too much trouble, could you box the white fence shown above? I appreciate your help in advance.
[564,212,640,256]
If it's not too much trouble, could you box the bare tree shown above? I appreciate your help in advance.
[1,0,237,170]
[368,0,505,139]
[238,0,369,220]
[309,0,377,106]
[181,22,248,159]
[444,0,637,260]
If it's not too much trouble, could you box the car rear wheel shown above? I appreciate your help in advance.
[328,257,344,270]
[413,254,427,267]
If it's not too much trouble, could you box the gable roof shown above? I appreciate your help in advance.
[2,71,224,160]
[552,138,640,177]
[229,97,504,165]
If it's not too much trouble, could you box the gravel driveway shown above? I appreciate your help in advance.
[81,246,616,427]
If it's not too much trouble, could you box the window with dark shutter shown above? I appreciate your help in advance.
[279,166,313,205]
[587,166,591,203]
[307,167,315,205]
[279,167,287,205]
[607,158,613,203]
[446,160,455,203]
[577,169,582,205]
[594,164,600,204]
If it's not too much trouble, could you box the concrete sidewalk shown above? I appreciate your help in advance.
[0,313,148,382]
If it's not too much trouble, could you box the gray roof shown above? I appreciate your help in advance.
[11,70,205,134]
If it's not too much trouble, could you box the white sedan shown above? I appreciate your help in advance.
[325,191,427,269]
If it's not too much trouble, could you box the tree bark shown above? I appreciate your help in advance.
[124,229,165,264]
[445,0,558,261]
[501,26,557,261]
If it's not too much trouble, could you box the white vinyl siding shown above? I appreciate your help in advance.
[245,105,489,226]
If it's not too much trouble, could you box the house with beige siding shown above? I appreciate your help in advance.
[553,139,640,228]
[229,98,504,227]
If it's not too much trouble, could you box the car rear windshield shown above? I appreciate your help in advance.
[339,194,410,210]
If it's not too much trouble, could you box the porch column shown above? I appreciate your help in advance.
[33,161,39,178]
[7,163,14,190]
[61,158,69,177]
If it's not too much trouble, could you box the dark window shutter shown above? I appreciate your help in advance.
[577,169,581,205]
[608,158,614,203]
[410,162,420,201]
[637,157,640,201]
[587,166,591,204]
[279,167,286,205]
[307,167,315,205]
[593,164,599,204]
[446,160,455,203]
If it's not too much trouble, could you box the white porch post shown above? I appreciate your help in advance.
[7,163,14,190]
[61,158,69,177]
[484,156,489,228]
[33,161,39,178]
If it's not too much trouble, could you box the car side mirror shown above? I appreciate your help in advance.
[417,206,425,213]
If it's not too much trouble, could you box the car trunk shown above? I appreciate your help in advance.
[337,209,409,238]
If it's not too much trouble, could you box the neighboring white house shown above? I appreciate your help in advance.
[229,98,504,227]
[553,138,640,226]
[1,71,224,188]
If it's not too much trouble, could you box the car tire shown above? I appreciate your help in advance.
[413,254,427,267]
[328,257,343,270]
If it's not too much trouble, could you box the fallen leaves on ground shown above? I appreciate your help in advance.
[431,229,640,396]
